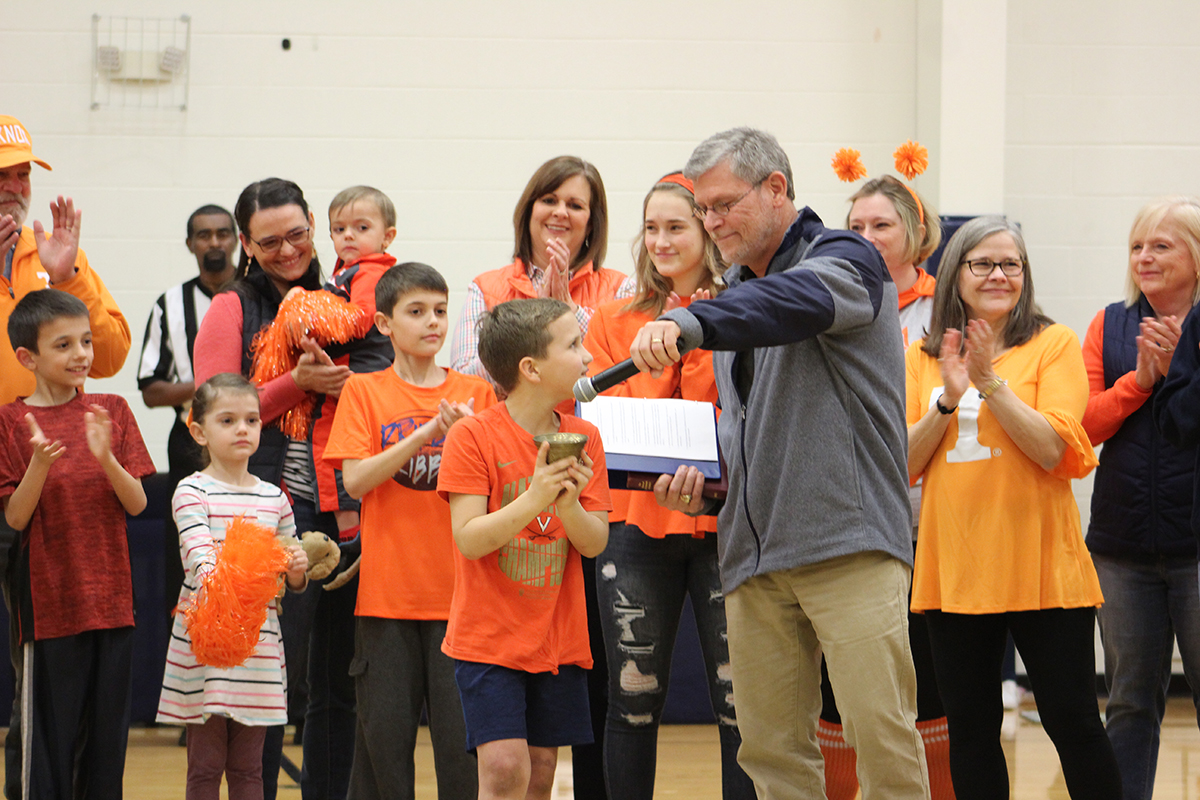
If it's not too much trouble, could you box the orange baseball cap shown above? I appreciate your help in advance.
[0,116,52,171]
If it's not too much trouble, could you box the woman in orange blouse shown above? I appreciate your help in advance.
[906,216,1119,798]
[583,173,754,800]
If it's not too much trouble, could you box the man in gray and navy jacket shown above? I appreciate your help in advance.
[630,127,929,800]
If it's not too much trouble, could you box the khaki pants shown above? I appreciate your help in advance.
[725,551,929,800]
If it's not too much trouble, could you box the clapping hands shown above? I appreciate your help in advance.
[25,413,65,467]
[1135,315,1182,389]
[539,238,577,310]
[426,398,476,440]
[32,197,82,285]
[663,287,713,312]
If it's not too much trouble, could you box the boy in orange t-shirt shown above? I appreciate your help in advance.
[437,298,610,800]
[323,263,495,800]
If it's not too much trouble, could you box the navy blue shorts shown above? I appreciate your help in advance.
[453,660,593,751]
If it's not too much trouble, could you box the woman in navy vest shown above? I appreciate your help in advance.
[193,178,356,800]
[1081,196,1200,800]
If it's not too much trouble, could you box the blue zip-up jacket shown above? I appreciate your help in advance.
[1088,299,1195,561]
[662,208,913,593]
[1154,302,1200,540]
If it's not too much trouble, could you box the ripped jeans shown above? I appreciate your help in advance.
[595,523,755,800]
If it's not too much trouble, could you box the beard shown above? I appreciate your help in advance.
[0,192,30,228]
[717,222,775,268]
[200,249,230,273]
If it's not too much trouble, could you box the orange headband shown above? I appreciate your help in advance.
[900,182,925,226]
[657,172,694,194]
[831,142,929,226]
[892,140,929,226]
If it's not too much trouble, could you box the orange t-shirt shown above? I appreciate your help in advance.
[437,404,611,673]
[323,367,496,619]
[906,324,1102,614]
[583,297,718,536]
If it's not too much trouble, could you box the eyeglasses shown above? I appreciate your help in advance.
[694,180,763,220]
[963,258,1025,277]
[248,226,310,254]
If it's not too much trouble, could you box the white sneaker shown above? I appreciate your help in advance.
[1002,679,1020,710]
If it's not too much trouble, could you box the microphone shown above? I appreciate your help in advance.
[573,359,642,403]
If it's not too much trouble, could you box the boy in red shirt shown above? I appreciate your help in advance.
[438,297,610,800]
[323,263,494,799]
[0,289,154,798]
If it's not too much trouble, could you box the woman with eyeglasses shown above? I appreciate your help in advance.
[193,178,354,800]
[815,175,954,800]
[905,216,1120,798]
[1088,198,1200,800]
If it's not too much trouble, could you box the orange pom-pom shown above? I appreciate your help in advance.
[250,290,368,439]
[893,140,929,181]
[181,517,292,668]
[831,148,868,183]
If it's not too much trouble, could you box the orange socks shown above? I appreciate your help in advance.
[916,717,956,800]
[817,717,955,800]
[817,719,859,800]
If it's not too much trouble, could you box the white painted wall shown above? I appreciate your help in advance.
[5,0,921,464]
[1007,0,1200,337]
[1006,0,1200,536]
[938,0,1008,214]
[6,1,1200,521]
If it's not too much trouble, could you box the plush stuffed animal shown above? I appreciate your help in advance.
[323,553,360,592]
[298,531,341,580]
[276,531,357,593]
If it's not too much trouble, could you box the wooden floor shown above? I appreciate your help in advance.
[11,697,1200,798]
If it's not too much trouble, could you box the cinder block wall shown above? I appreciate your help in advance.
[8,2,1200,550]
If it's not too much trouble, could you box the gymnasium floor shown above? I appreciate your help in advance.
[12,694,1197,799]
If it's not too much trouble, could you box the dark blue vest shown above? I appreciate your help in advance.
[234,275,290,487]
[1086,299,1196,560]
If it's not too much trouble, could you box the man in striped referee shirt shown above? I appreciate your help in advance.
[137,204,237,622]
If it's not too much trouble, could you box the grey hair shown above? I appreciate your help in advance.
[684,127,795,201]
[922,215,1052,356]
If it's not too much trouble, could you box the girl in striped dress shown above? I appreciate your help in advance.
[157,373,309,800]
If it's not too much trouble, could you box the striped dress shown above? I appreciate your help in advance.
[156,472,296,726]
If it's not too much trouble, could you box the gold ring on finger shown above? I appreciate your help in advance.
[680,493,692,504]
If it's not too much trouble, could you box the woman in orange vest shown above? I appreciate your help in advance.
[449,155,626,388]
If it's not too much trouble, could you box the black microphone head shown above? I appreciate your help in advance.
[573,376,598,403]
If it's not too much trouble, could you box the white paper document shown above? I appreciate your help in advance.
[576,396,719,461]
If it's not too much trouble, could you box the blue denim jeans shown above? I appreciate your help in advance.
[1093,552,1200,800]
[595,523,755,800]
